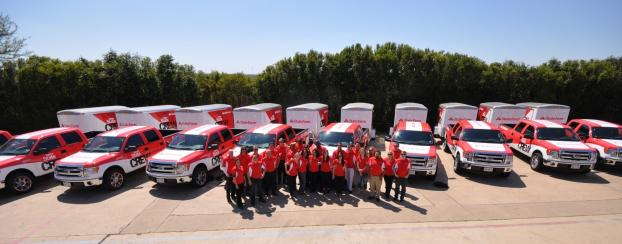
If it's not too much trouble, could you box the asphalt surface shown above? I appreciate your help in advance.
[2,139,622,243]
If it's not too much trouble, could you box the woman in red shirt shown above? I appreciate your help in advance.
[308,149,320,193]
[286,153,299,197]
[320,150,332,194]
[332,154,347,195]
[298,149,309,193]
[232,158,246,208]
[356,147,370,190]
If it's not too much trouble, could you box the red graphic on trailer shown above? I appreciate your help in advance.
[94,112,119,131]
[477,107,490,121]
[265,109,283,123]
[209,110,234,128]
[150,111,178,130]
[319,108,329,126]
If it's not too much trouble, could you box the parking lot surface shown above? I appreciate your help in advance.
[2,147,622,243]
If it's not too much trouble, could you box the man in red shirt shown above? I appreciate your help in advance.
[286,153,299,197]
[344,144,356,193]
[383,152,397,199]
[332,143,346,160]
[392,142,402,159]
[276,138,287,186]
[393,151,411,202]
[367,150,384,201]
[319,148,332,194]
[232,158,246,208]
[298,149,309,193]
[262,146,278,196]
[220,150,236,203]
[247,155,266,206]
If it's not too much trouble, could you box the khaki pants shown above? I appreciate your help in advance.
[369,175,383,197]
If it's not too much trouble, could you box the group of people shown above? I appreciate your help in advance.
[220,138,412,209]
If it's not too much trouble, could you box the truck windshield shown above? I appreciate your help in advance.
[460,129,505,143]
[238,133,275,149]
[83,136,125,152]
[592,127,622,140]
[536,128,580,141]
[0,139,36,155]
[168,134,206,150]
[393,131,434,146]
[319,132,353,146]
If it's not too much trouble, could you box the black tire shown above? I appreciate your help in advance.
[530,152,544,171]
[453,153,465,175]
[191,165,208,187]
[103,168,125,190]
[499,171,511,178]
[7,171,34,194]
[442,140,450,153]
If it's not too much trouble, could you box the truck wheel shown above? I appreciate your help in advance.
[453,153,465,175]
[103,168,125,190]
[442,140,450,153]
[530,152,544,171]
[8,171,34,193]
[191,165,208,187]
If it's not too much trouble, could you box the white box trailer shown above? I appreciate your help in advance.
[434,103,477,137]
[117,105,180,130]
[341,102,375,138]
[391,103,428,134]
[175,104,233,130]
[516,102,570,124]
[233,103,283,129]
[478,102,525,126]
[57,106,129,135]
[286,103,329,137]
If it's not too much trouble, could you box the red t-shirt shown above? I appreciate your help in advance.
[320,157,331,173]
[332,159,346,177]
[368,157,384,176]
[332,148,345,161]
[248,160,264,179]
[356,154,368,173]
[344,149,355,168]
[286,158,298,176]
[222,155,236,176]
[298,157,308,173]
[233,165,245,185]
[392,146,403,159]
[308,155,320,172]
[383,158,396,176]
[395,158,410,178]
[238,153,251,171]
[262,154,277,172]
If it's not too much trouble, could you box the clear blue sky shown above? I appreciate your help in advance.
[4,0,622,74]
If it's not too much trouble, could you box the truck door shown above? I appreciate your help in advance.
[206,133,224,168]
[576,125,590,142]
[518,125,534,154]
[448,124,462,147]
[511,122,527,143]
[124,133,147,168]
[219,129,234,150]
[32,135,63,174]
[60,130,85,155]
[143,129,164,152]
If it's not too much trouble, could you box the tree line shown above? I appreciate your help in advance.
[1,43,621,134]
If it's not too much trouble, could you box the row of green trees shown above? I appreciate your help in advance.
[1,43,621,134]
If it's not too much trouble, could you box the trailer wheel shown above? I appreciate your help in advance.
[7,171,34,193]
[103,168,125,190]
[530,152,544,171]
[191,165,208,187]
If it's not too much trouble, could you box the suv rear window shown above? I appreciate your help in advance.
[61,131,83,144]
[143,130,160,142]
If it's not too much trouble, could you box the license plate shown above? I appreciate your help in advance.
[61,182,71,187]
[484,167,493,172]
[156,178,165,183]
[571,164,580,169]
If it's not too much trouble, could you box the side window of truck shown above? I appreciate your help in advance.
[143,130,160,143]
[61,131,83,145]
[285,128,295,140]
[577,125,590,139]
[523,126,535,138]
[568,122,579,130]
[453,125,462,136]
[220,129,232,141]
[34,136,62,154]
[514,123,526,133]
[208,133,223,145]
[125,134,145,150]
[277,132,287,142]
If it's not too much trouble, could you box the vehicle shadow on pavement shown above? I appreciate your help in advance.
[463,171,527,188]
[149,179,221,200]
[594,165,622,177]
[542,170,610,184]
[0,174,58,205]
[56,171,149,204]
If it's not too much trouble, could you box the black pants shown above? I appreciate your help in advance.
[234,184,244,208]
[298,172,307,192]
[320,172,331,193]
[287,175,297,194]
[250,178,264,204]
[225,176,234,202]
[308,171,318,192]
[384,175,395,197]
[277,160,285,185]
[334,175,346,194]
[395,177,407,200]
[263,171,277,195]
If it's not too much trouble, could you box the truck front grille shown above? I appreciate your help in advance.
[560,150,591,161]
[148,161,176,174]
[473,153,505,164]
[55,165,83,177]
[407,156,427,167]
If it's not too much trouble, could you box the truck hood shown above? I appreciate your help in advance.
[398,144,436,157]
[232,146,266,157]
[150,148,203,163]
[57,151,119,167]
[459,141,512,154]
[0,155,27,169]
[590,139,622,149]
[541,140,592,151]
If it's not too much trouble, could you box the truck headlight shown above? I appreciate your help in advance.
[548,150,559,159]
[464,152,474,162]
[82,167,99,177]
[505,155,513,164]
[426,157,436,167]
[590,152,597,161]
[605,149,616,156]
[175,164,188,174]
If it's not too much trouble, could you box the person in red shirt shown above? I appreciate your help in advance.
[262,146,278,196]
[367,150,384,201]
[332,154,347,195]
[344,144,356,193]
[383,152,397,199]
[319,148,332,194]
[308,148,320,193]
[393,151,411,202]
[286,153,299,197]
[276,138,288,186]
[356,147,370,190]
[247,154,266,206]
[220,150,236,203]
[238,147,252,193]
[232,158,246,208]
[392,142,403,159]
[298,149,309,193]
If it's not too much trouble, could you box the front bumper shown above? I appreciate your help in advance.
[411,166,436,176]
[544,159,595,169]
[57,178,103,187]
[0,181,5,190]
[460,160,512,173]
[146,171,192,184]
[600,155,622,166]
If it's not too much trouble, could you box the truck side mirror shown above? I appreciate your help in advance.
[34,147,49,155]
[208,143,219,150]
[125,145,138,152]
[524,134,534,140]
[451,135,458,141]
